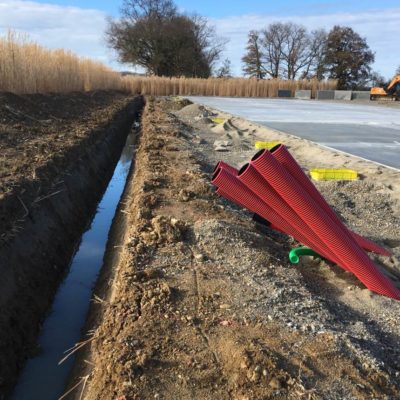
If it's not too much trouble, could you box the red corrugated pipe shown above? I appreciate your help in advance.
[251,149,400,300]
[237,163,344,267]
[216,188,245,208]
[213,161,238,176]
[271,144,391,256]
[213,167,339,265]
[215,158,387,257]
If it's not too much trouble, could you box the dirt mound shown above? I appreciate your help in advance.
[209,119,253,151]
[175,103,215,121]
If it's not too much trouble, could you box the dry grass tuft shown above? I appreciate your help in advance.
[0,31,336,96]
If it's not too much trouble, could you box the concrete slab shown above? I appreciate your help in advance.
[187,97,400,169]
[316,90,335,100]
[259,122,400,169]
[277,89,292,98]
[352,91,371,101]
[334,90,352,101]
[295,90,311,100]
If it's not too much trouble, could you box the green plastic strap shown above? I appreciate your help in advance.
[289,246,322,264]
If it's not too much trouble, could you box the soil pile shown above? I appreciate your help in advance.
[175,103,215,122]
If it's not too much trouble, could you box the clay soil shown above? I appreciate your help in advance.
[72,97,400,400]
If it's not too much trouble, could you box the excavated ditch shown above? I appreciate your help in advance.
[12,131,139,400]
[0,95,144,398]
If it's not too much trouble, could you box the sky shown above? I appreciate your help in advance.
[0,0,399,78]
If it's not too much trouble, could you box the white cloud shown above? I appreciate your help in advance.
[213,8,400,78]
[0,0,134,70]
[0,1,398,78]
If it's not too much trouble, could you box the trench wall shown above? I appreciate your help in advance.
[0,96,144,397]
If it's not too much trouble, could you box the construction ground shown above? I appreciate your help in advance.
[0,95,399,400]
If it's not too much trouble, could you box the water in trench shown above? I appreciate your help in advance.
[12,131,136,400]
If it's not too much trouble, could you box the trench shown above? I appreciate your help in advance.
[11,128,138,400]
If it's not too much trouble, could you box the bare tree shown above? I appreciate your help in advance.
[300,29,327,79]
[190,15,227,75]
[369,71,387,87]
[121,0,177,20]
[244,24,329,81]
[279,23,311,79]
[242,30,266,79]
[106,0,225,77]
[396,65,400,75]
[261,22,288,78]
[216,58,232,78]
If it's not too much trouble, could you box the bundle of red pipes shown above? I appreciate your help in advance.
[212,145,400,301]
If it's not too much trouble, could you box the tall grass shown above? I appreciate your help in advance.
[124,75,336,98]
[0,31,124,93]
[0,31,336,96]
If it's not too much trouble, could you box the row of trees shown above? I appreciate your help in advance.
[242,24,375,89]
[107,0,396,89]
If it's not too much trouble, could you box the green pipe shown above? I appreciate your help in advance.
[289,246,322,264]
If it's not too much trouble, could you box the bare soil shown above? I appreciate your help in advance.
[73,97,400,400]
[0,91,143,397]
[0,91,137,244]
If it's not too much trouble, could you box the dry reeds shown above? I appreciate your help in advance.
[0,31,336,96]
[123,75,337,98]
[0,31,124,93]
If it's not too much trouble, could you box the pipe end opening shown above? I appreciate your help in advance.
[238,163,250,176]
[213,161,221,173]
[212,167,222,182]
[270,143,283,153]
[251,149,265,162]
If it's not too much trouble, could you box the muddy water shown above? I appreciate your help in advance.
[12,132,136,400]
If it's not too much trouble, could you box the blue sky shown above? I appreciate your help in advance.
[31,0,400,18]
[1,1,399,78]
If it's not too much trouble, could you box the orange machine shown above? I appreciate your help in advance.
[370,75,400,100]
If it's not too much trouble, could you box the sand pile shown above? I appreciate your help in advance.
[175,103,215,122]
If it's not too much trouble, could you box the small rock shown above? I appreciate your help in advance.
[269,377,282,390]
[240,360,248,369]
[250,371,260,382]
[219,304,231,309]
[194,253,205,261]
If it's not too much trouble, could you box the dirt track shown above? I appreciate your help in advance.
[0,91,143,397]
[72,97,400,400]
